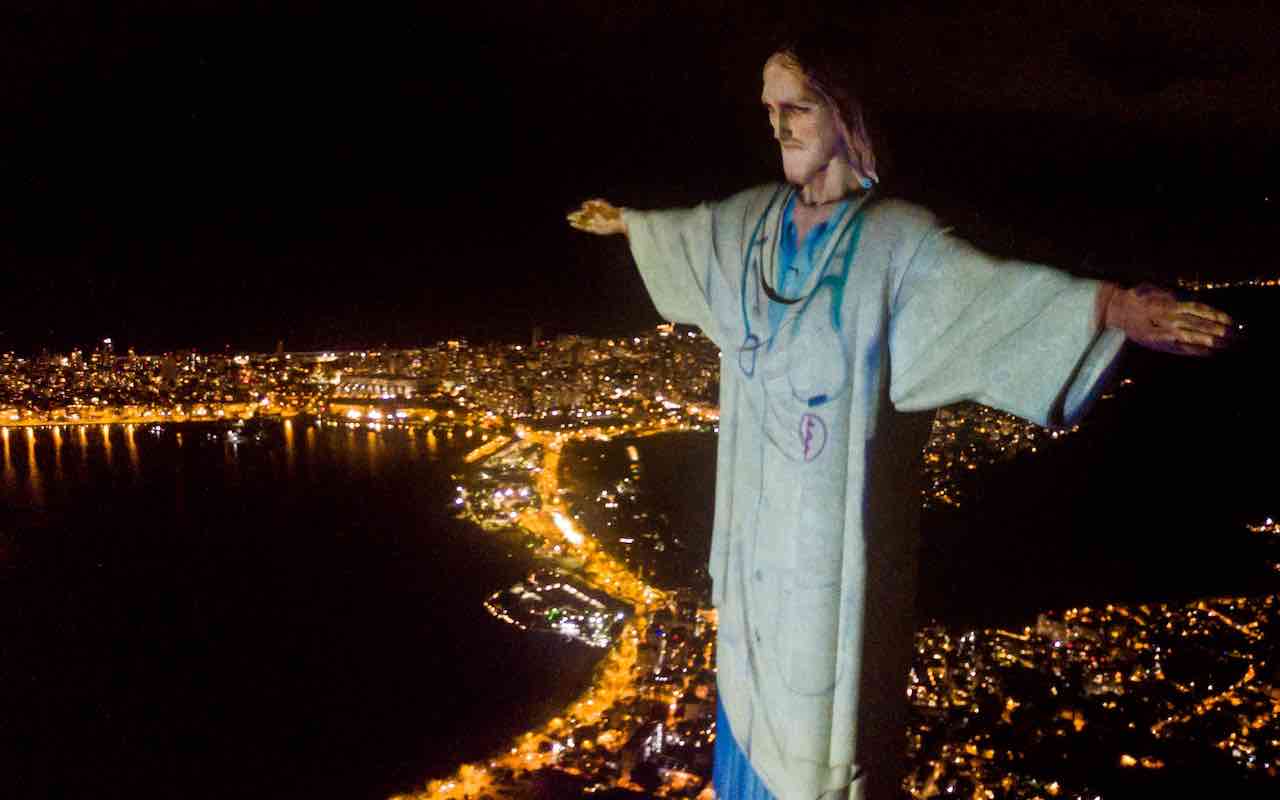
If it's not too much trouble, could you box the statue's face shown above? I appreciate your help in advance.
[761,59,844,187]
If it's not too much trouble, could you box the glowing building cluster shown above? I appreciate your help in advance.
[904,593,1280,798]
[484,569,630,649]
[1175,275,1280,292]
[0,344,327,424]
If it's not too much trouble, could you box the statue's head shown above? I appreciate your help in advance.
[761,32,881,192]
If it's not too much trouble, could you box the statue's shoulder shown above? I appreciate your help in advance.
[863,195,939,234]
[716,182,789,218]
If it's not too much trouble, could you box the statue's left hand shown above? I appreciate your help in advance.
[1104,284,1236,356]
[567,198,627,236]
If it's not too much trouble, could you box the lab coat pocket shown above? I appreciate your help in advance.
[780,579,842,696]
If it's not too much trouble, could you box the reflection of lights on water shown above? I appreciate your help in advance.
[124,423,139,473]
[0,428,14,492]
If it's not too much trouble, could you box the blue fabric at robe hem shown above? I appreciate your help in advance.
[714,695,777,800]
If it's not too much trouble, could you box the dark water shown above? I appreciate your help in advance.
[0,421,602,800]
[916,287,1279,626]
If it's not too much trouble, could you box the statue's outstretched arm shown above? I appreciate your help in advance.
[567,198,628,237]
[1097,283,1237,356]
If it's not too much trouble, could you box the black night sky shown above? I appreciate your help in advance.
[4,1,1278,354]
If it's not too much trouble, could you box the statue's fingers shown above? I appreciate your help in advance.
[1173,326,1227,351]
[590,200,621,220]
[1180,302,1233,326]
[1172,315,1230,341]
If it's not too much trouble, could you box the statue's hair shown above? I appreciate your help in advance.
[768,24,890,182]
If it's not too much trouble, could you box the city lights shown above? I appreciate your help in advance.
[1,313,1273,800]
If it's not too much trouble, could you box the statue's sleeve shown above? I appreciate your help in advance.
[622,203,728,346]
[888,225,1126,427]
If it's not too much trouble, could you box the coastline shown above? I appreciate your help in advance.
[402,422,716,800]
[2,418,627,800]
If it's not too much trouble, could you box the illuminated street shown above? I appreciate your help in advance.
[411,420,713,799]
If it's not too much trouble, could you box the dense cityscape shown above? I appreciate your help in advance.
[2,283,1276,799]
[1,323,1088,512]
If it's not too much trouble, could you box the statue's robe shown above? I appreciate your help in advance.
[621,184,1125,799]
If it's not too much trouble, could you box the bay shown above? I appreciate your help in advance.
[0,421,602,800]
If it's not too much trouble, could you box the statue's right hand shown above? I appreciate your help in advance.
[567,198,627,236]
[1103,283,1236,356]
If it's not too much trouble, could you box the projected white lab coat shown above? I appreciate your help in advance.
[622,184,1124,799]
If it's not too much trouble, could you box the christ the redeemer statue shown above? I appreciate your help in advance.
[568,33,1233,800]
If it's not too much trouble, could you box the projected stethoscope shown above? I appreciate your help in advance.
[736,187,869,461]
